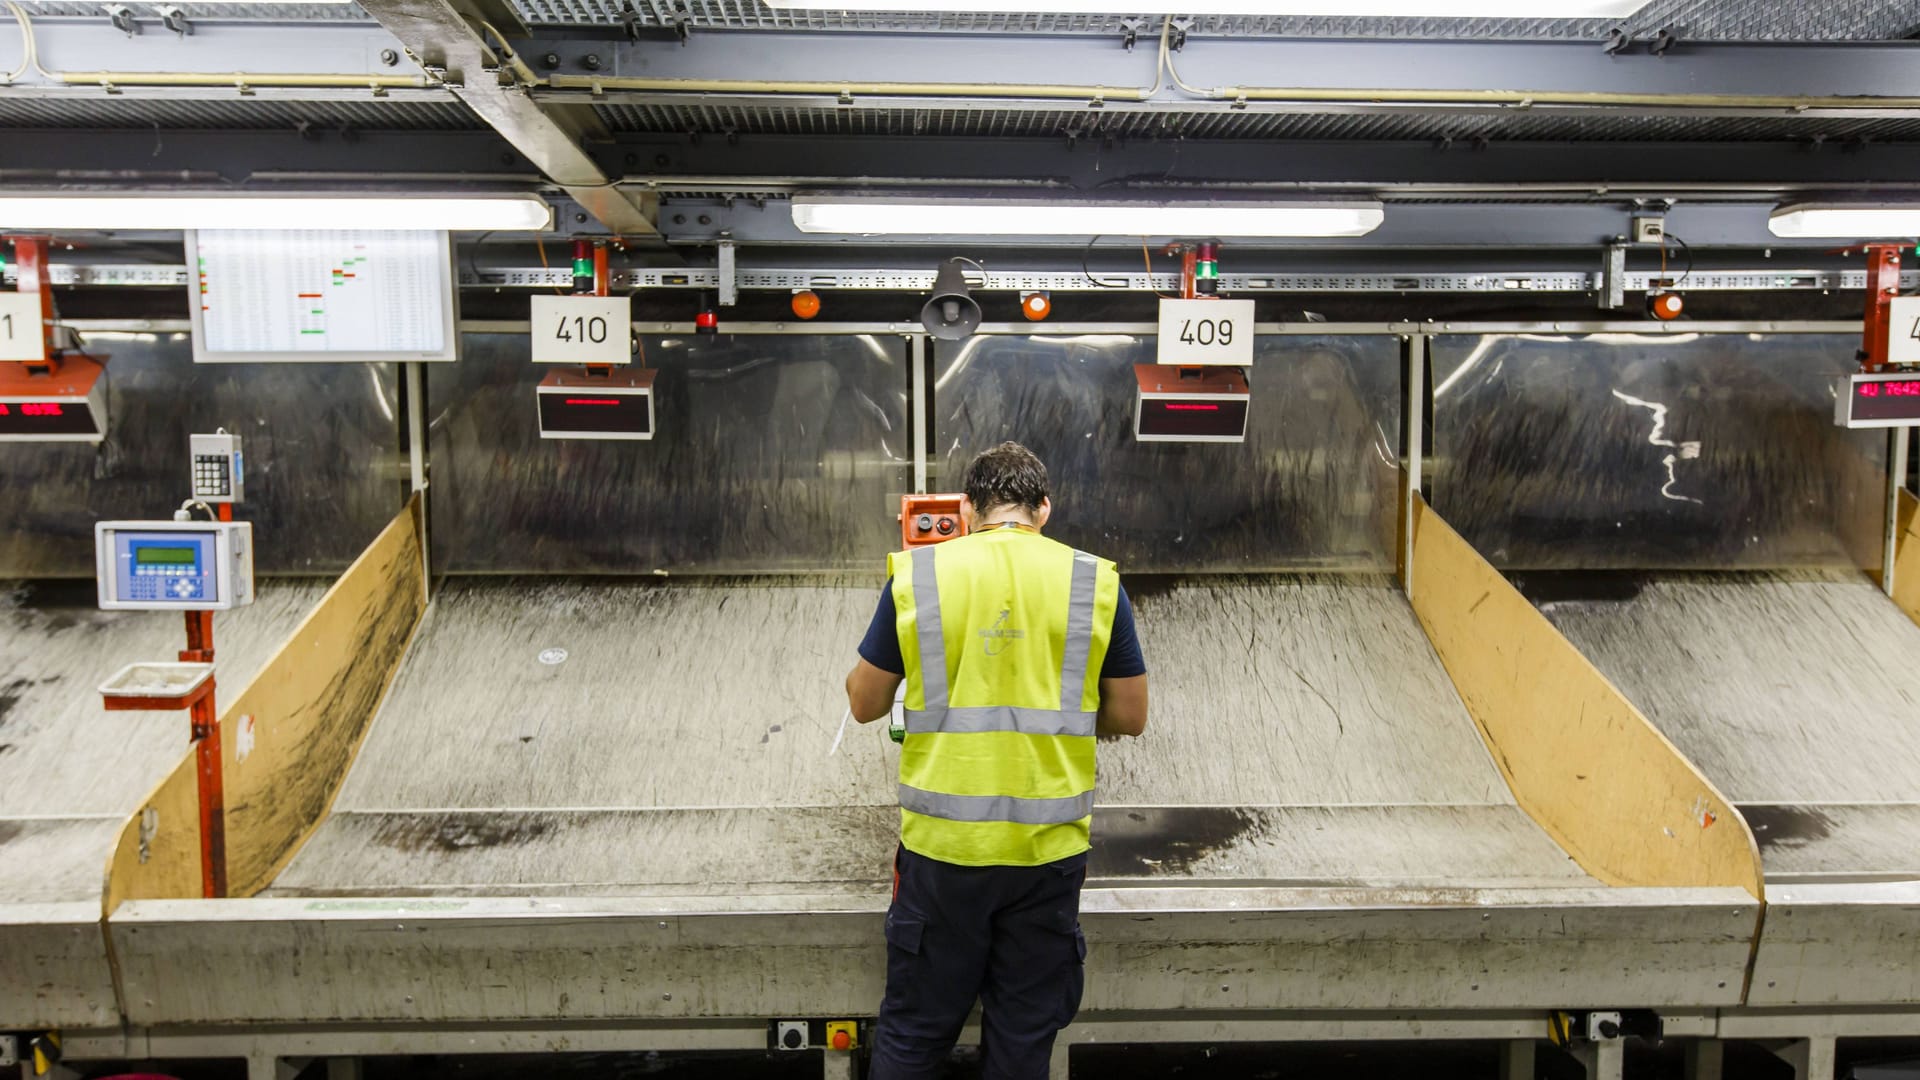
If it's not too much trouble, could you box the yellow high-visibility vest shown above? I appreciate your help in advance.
[887,527,1121,867]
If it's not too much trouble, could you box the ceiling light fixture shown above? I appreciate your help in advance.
[1768,203,1920,239]
[0,193,553,232]
[792,197,1384,238]
[763,0,1641,15]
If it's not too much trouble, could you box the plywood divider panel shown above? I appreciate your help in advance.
[1894,489,1920,627]
[1408,496,1765,900]
[103,496,427,908]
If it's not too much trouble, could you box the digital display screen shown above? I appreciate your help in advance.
[0,400,100,437]
[1138,397,1249,439]
[538,392,653,436]
[134,545,198,567]
[1851,378,1920,422]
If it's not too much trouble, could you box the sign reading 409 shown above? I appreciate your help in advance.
[1156,298,1255,367]
[531,295,632,366]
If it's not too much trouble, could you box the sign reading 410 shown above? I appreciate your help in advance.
[531,295,633,366]
[1156,298,1255,367]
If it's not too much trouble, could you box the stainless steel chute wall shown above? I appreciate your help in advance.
[0,332,404,578]
[1430,332,1885,571]
[428,333,911,574]
[932,333,1401,571]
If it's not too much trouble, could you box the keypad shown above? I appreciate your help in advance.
[193,454,231,497]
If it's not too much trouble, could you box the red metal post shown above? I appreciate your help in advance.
[179,609,226,897]
[7,236,57,372]
[1861,243,1903,371]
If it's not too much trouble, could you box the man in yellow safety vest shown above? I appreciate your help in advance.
[845,440,1150,1079]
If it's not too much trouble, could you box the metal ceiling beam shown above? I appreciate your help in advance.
[650,199,1804,250]
[355,0,660,236]
[524,31,1920,111]
[613,134,1920,195]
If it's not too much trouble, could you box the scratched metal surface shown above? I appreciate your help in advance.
[427,334,910,573]
[0,332,404,578]
[266,574,1590,897]
[1430,333,1885,570]
[932,334,1400,572]
[1536,571,1920,880]
[0,578,330,902]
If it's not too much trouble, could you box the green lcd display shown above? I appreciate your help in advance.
[135,545,198,567]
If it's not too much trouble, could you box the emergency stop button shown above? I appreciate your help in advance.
[935,517,954,535]
[825,1020,859,1051]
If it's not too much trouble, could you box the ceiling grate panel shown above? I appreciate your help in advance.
[514,0,1920,41]
[0,96,484,130]
[593,101,1920,144]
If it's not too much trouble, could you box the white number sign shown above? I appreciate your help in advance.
[0,292,45,363]
[1156,298,1254,367]
[531,295,632,366]
[1888,296,1920,367]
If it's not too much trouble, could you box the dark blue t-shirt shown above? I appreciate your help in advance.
[857,578,1146,679]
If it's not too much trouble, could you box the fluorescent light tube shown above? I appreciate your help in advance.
[791,198,1383,238]
[1769,204,1920,239]
[764,0,1641,14]
[0,194,553,231]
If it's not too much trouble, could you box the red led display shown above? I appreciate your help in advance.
[1138,397,1248,438]
[538,391,652,435]
[1850,378,1920,423]
[0,399,97,436]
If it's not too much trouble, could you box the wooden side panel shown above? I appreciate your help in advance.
[104,497,426,907]
[102,763,201,913]
[1894,489,1920,627]
[1408,497,1765,900]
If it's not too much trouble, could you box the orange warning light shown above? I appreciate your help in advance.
[1648,292,1684,321]
[791,290,822,320]
[1021,292,1051,321]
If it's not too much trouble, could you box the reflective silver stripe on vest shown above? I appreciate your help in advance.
[1057,551,1101,712]
[899,784,1095,826]
[904,705,1098,738]
[909,545,948,710]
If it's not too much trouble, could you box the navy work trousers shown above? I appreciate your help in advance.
[870,845,1088,1080]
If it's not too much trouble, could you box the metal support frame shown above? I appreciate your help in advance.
[909,333,928,494]
[0,17,434,88]
[527,33,1920,107]
[1499,1038,1536,1080]
[1761,1037,1839,1080]
[1686,1038,1725,1080]
[1402,331,1425,597]
[1567,1038,1625,1080]
[353,0,659,236]
[27,260,1920,294]
[1887,427,1909,598]
[1602,242,1628,311]
[403,360,432,600]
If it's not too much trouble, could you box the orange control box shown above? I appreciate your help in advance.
[900,494,967,548]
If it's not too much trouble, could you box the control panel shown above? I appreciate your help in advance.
[96,520,254,611]
[190,431,244,503]
[900,493,968,549]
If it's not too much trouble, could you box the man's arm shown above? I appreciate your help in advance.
[1096,674,1148,737]
[847,658,905,724]
[847,580,906,724]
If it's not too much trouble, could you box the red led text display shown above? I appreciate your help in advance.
[0,399,98,436]
[1137,397,1249,438]
[537,391,652,435]
[1851,378,1920,423]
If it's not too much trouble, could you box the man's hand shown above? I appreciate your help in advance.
[1096,675,1148,738]
[846,658,905,724]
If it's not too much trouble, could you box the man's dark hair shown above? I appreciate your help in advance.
[963,441,1050,515]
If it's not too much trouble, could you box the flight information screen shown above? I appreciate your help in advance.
[188,229,457,363]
